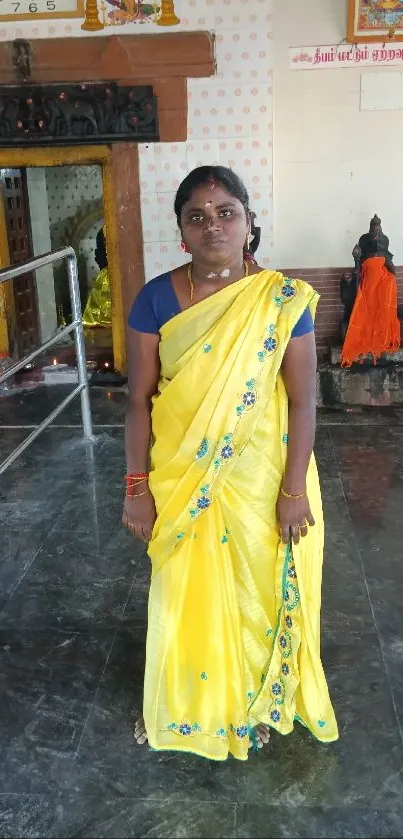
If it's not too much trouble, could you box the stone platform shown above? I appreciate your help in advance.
[318,347,403,406]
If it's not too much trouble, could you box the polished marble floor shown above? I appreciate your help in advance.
[0,386,403,838]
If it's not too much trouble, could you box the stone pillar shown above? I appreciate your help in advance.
[104,143,144,372]
[25,168,57,343]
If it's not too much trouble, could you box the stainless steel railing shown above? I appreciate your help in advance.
[0,246,93,475]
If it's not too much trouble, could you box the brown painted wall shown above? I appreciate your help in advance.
[0,33,215,142]
[282,267,403,359]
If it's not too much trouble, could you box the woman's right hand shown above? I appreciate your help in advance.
[122,491,157,543]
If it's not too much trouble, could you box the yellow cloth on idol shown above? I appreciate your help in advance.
[145,269,338,761]
[82,268,112,327]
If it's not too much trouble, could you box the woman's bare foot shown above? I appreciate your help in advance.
[249,723,271,750]
[134,716,148,745]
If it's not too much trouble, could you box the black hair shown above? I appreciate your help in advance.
[174,165,260,260]
[249,211,261,257]
[95,226,107,271]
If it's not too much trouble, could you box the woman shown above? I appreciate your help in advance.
[123,166,338,761]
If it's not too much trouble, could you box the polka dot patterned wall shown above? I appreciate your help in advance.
[45,166,103,284]
[139,0,274,280]
[45,166,102,231]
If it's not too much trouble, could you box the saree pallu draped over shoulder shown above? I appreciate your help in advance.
[145,269,338,761]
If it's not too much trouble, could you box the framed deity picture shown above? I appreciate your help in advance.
[348,0,403,43]
[0,0,84,21]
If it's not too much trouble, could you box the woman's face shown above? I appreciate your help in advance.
[180,182,249,267]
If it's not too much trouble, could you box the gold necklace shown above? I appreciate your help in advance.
[187,260,249,302]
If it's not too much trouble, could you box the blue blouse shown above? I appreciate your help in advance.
[128,272,314,337]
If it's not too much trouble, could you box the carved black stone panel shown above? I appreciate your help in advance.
[0,83,159,146]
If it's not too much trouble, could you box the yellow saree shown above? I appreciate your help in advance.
[145,269,338,761]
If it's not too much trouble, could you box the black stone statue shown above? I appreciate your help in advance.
[357,214,395,274]
[339,214,396,341]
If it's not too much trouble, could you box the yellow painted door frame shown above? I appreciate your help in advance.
[0,146,125,372]
[0,183,12,355]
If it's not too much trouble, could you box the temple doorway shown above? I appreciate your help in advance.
[0,146,126,377]
[0,164,113,371]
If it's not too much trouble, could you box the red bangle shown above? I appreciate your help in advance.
[125,473,149,499]
[125,473,149,481]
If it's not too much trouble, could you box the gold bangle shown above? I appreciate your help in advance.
[126,488,150,499]
[280,487,306,500]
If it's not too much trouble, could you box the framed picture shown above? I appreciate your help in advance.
[347,0,403,43]
[0,0,84,21]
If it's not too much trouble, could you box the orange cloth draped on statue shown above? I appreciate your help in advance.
[341,256,400,367]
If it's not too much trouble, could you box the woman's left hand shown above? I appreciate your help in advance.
[276,493,315,545]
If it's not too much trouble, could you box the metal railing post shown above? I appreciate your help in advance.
[0,246,95,475]
[66,251,93,440]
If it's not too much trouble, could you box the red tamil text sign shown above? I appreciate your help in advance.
[289,44,403,70]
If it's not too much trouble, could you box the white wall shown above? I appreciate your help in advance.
[273,0,403,268]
